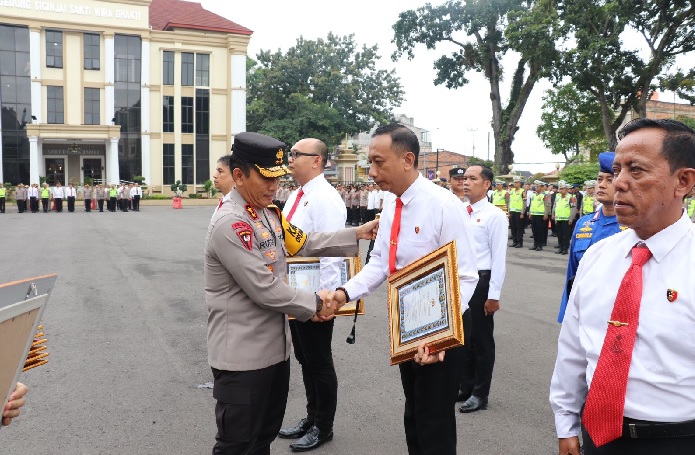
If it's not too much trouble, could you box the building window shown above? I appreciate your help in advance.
[181,52,194,86]
[196,54,210,86]
[84,88,100,125]
[163,143,175,185]
[46,30,63,68]
[181,96,193,133]
[196,89,210,184]
[181,144,194,185]
[162,51,174,85]
[114,34,142,181]
[47,86,64,124]
[84,33,100,70]
[163,96,174,132]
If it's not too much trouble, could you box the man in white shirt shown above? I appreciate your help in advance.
[52,182,65,212]
[550,118,695,455]
[326,123,479,455]
[131,183,142,211]
[457,165,508,414]
[28,183,39,213]
[278,138,346,452]
[66,183,76,212]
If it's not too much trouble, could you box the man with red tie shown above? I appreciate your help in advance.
[326,123,479,455]
[550,118,695,454]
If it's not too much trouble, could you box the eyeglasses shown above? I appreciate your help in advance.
[289,150,319,159]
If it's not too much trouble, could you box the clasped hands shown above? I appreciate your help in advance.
[310,289,348,322]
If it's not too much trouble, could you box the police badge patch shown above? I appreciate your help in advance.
[666,289,678,302]
[232,222,254,251]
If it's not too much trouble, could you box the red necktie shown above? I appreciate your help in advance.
[286,189,304,222]
[582,244,652,447]
[467,205,473,216]
[388,197,403,274]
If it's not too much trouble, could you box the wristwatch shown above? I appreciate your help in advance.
[314,292,323,313]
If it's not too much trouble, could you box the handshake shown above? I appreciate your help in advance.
[310,288,349,322]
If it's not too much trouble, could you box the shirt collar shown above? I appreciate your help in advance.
[398,174,427,206]
[298,173,325,196]
[624,212,692,263]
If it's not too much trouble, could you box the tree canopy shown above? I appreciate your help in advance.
[392,0,561,174]
[247,33,404,148]
[559,161,600,186]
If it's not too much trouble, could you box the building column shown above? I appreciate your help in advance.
[230,53,246,135]
[105,33,115,126]
[107,137,120,184]
[30,27,42,123]
[29,136,39,184]
[141,39,151,185]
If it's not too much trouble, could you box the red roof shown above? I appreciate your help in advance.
[149,0,252,35]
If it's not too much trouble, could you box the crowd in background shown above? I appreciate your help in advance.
[0,182,143,213]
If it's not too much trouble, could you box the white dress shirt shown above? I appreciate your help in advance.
[52,186,64,198]
[28,186,38,198]
[283,174,347,290]
[66,187,75,197]
[550,212,695,438]
[367,190,377,210]
[343,175,479,313]
[465,199,508,300]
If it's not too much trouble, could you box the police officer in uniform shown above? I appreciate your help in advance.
[0,182,6,213]
[491,180,509,213]
[508,177,526,248]
[528,181,550,251]
[449,167,466,201]
[205,132,376,455]
[552,181,577,255]
[580,180,596,216]
[40,183,50,212]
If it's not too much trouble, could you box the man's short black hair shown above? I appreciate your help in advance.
[618,118,695,173]
[372,123,420,168]
[469,164,494,183]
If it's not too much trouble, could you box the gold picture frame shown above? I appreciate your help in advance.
[286,256,364,317]
[387,241,463,365]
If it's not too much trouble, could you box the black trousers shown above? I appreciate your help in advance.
[359,206,367,224]
[460,272,495,398]
[366,208,375,222]
[17,199,25,212]
[0,197,4,212]
[288,318,337,433]
[98,199,104,212]
[212,361,290,455]
[509,211,524,244]
[530,215,548,247]
[85,199,91,212]
[109,197,116,211]
[399,345,464,455]
[30,197,38,212]
[556,220,571,250]
[133,195,140,211]
[581,421,695,455]
[41,198,49,212]
[67,196,75,212]
[55,198,63,212]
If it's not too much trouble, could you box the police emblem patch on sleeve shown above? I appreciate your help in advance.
[232,221,254,251]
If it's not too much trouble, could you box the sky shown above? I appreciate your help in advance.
[199,0,694,174]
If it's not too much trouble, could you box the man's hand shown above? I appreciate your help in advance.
[413,342,445,365]
[312,289,335,322]
[544,215,548,221]
[355,219,379,240]
[520,212,525,219]
[483,299,500,316]
[2,382,28,426]
[558,437,580,455]
[325,288,347,311]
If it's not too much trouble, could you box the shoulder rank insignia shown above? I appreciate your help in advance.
[245,204,259,220]
[579,226,593,232]
[666,289,678,302]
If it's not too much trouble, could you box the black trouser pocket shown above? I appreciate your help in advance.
[213,371,252,443]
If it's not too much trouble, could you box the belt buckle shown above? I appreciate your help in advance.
[628,423,638,438]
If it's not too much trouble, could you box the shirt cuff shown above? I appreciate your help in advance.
[555,412,581,439]
[487,288,501,300]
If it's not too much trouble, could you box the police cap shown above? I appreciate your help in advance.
[231,132,288,178]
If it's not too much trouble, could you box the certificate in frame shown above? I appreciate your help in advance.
[387,241,463,365]
[286,256,364,316]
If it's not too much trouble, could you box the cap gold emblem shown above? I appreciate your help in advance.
[276,149,284,165]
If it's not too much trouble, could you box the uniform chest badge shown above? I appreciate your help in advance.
[415,226,420,234]
[266,264,274,273]
[579,226,593,232]
[261,231,270,239]
[244,204,259,220]
[255,222,264,229]
[264,249,277,261]
[232,222,254,251]
[303,200,308,206]
[666,289,678,302]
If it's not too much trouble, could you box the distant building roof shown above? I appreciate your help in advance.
[149,0,252,35]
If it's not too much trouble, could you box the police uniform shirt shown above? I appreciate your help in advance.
[342,175,479,313]
[283,174,347,290]
[550,212,695,438]
[466,199,508,300]
[557,207,625,322]
[205,189,358,372]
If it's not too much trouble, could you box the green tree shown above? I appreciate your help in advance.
[659,70,695,113]
[537,83,608,163]
[247,34,404,147]
[559,161,599,186]
[392,0,561,174]
[677,116,695,130]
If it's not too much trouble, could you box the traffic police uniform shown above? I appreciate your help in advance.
[508,178,526,247]
[528,181,550,251]
[580,180,596,216]
[552,181,576,255]
[205,132,359,455]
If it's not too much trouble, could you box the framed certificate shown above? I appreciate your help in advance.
[286,256,364,316]
[387,241,463,365]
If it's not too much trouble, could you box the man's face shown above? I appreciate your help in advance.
[513,181,521,189]
[213,160,234,194]
[595,172,614,206]
[586,186,595,196]
[495,184,503,191]
[463,166,489,202]
[560,187,568,196]
[450,176,465,193]
[234,167,279,209]
[612,127,681,237]
[288,139,321,185]
[368,134,410,194]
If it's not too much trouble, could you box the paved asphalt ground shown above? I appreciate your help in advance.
[1,206,569,454]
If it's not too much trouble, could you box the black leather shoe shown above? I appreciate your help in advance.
[459,395,488,413]
[279,418,312,439]
[561,249,568,255]
[510,242,518,248]
[535,246,542,251]
[528,245,538,250]
[456,389,471,402]
[515,243,523,248]
[289,426,333,452]
[555,249,563,254]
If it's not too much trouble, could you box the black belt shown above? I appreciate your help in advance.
[478,270,491,278]
[623,417,695,439]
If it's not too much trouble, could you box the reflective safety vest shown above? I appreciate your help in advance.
[555,195,572,221]
[509,188,524,212]
[41,188,50,198]
[530,193,546,216]
[687,198,695,218]
[0,187,5,197]
[492,190,507,206]
[583,195,595,214]
[109,188,118,198]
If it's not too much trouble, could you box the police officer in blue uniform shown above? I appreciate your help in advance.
[557,152,626,323]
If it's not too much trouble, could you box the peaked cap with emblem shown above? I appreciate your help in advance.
[449,167,466,177]
[231,132,288,178]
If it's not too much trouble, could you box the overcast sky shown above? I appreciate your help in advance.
[200,0,694,173]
